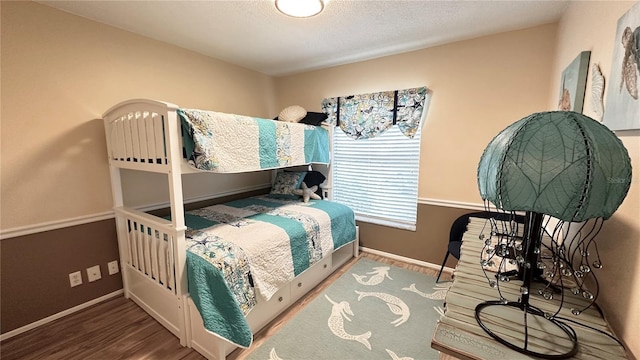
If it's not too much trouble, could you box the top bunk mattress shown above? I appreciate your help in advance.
[178,109,330,173]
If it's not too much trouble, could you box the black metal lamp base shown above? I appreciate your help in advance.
[475,300,579,359]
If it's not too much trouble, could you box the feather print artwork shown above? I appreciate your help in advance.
[591,63,605,121]
[621,26,639,99]
[634,26,640,71]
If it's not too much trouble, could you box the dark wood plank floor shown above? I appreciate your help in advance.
[0,252,453,360]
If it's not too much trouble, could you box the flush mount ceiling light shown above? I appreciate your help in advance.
[276,0,324,18]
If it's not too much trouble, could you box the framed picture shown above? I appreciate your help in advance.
[558,51,591,112]
[603,2,640,131]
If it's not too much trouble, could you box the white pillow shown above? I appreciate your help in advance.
[278,105,307,123]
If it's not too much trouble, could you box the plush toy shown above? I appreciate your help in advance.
[292,182,321,203]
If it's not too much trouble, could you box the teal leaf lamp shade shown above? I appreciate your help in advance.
[478,111,632,222]
[474,111,632,359]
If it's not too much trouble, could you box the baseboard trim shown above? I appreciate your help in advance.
[0,289,124,341]
[360,246,454,274]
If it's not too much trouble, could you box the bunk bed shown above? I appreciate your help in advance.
[102,99,359,360]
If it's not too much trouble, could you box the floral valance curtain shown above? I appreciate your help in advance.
[321,86,429,140]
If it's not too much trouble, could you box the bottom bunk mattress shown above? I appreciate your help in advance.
[182,194,356,347]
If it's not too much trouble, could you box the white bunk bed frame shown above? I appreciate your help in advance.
[102,99,359,360]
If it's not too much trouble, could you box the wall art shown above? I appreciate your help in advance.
[591,63,605,121]
[603,2,640,131]
[558,51,591,112]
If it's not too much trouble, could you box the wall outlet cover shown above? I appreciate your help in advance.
[107,260,119,275]
[69,271,82,287]
[87,265,102,282]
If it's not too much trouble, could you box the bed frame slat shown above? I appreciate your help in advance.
[136,112,148,162]
[154,113,166,165]
[131,112,142,162]
[144,113,156,163]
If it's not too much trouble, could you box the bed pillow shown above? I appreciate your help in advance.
[278,105,307,123]
[299,112,328,126]
[270,171,307,195]
[303,170,326,198]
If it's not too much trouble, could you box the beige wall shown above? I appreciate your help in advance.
[0,1,274,230]
[273,24,558,271]
[550,1,639,356]
[274,24,558,203]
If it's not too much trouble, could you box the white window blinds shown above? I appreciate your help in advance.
[332,125,421,231]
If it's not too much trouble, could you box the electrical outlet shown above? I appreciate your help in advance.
[87,265,102,282]
[107,260,119,275]
[69,271,82,287]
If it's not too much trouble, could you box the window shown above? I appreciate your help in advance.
[332,124,422,231]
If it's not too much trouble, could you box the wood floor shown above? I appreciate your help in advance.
[0,252,455,360]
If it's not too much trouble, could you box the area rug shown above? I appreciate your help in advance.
[246,257,448,360]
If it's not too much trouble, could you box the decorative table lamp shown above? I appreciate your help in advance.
[475,111,632,358]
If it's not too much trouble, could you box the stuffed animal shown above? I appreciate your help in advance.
[292,182,321,203]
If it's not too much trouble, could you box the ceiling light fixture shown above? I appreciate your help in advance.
[276,0,324,18]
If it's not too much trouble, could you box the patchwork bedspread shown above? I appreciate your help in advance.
[178,109,330,172]
[184,195,356,347]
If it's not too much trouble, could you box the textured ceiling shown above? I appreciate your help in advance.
[39,0,570,76]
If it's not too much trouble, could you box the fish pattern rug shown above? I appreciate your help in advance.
[246,257,448,360]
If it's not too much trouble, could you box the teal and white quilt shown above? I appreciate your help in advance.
[184,194,356,348]
[178,109,330,172]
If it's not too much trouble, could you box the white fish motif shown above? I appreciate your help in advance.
[352,266,392,285]
[402,283,450,300]
[386,349,414,360]
[355,290,410,326]
[269,348,283,360]
[325,295,372,350]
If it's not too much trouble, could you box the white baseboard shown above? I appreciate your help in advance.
[0,289,124,341]
[360,246,454,274]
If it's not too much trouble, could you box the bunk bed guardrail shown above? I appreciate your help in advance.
[114,206,183,294]
[104,99,179,173]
